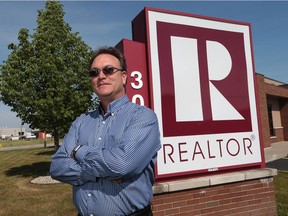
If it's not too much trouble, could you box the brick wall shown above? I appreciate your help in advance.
[152,177,277,216]
[271,128,284,144]
[255,74,288,147]
[256,74,270,148]
[264,78,288,144]
[280,99,288,141]
[152,170,277,216]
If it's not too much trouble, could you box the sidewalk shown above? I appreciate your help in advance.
[264,141,288,163]
[265,141,288,172]
[0,143,55,151]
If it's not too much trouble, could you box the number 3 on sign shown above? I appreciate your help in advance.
[131,71,143,89]
[130,71,144,106]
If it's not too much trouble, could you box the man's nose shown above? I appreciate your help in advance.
[98,70,107,78]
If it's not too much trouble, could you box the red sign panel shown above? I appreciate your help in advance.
[157,22,252,137]
[123,7,265,180]
[116,39,150,107]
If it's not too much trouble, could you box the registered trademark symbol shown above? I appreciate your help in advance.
[250,134,256,141]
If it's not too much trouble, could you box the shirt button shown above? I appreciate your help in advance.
[90,214,94,216]
[98,137,102,140]
[102,121,105,124]
[111,113,115,116]
[88,193,91,197]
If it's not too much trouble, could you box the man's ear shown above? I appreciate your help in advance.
[122,71,128,86]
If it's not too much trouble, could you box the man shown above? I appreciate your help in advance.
[50,46,161,216]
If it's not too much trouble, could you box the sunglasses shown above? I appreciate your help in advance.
[89,66,123,77]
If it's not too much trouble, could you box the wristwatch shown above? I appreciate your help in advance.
[71,145,82,161]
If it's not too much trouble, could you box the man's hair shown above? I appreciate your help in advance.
[89,46,127,71]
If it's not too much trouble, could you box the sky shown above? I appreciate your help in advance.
[0,0,288,130]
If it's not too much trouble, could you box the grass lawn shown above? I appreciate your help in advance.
[0,146,287,216]
[274,171,288,216]
[0,147,77,216]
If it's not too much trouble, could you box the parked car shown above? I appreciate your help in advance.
[23,132,37,140]
[1,135,10,140]
[6,136,20,140]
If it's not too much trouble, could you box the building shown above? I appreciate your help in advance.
[0,127,25,139]
[256,73,288,148]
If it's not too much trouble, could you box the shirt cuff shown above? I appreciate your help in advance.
[75,145,89,162]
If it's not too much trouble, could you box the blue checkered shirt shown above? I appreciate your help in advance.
[50,95,161,216]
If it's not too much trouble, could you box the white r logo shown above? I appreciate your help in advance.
[171,36,244,122]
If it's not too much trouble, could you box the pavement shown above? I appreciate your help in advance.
[264,141,288,163]
[1,140,288,171]
[0,143,55,151]
[265,141,288,172]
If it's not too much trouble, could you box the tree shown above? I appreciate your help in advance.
[0,1,97,147]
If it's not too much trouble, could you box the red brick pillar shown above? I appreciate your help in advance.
[256,74,271,147]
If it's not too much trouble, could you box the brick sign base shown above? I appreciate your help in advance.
[151,169,277,215]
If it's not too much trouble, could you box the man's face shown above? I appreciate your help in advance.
[90,54,127,104]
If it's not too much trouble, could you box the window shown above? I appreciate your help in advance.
[267,104,275,137]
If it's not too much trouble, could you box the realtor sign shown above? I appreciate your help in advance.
[117,7,265,179]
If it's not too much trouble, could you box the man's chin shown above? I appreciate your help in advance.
[97,93,113,100]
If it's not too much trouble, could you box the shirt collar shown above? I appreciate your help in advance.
[99,95,129,116]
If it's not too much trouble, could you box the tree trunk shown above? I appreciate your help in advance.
[54,129,60,148]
